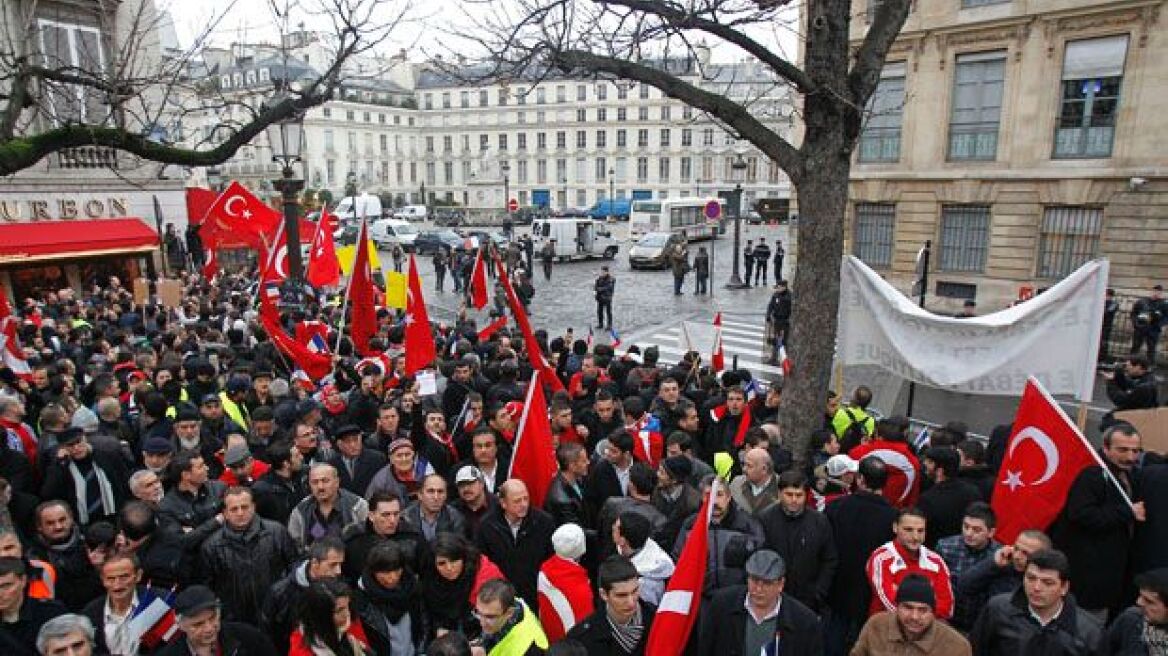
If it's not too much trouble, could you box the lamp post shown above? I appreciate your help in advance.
[264,96,306,307]
[608,168,615,222]
[726,153,749,289]
[500,160,511,221]
[561,177,568,210]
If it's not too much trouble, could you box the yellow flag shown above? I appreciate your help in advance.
[337,240,382,275]
[384,271,407,308]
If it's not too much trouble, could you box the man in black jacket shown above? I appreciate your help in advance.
[0,557,66,656]
[25,501,102,611]
[344,491,430,581]
[1106,567,1168,655]
[918,446,983,549]
[698,549,823,656]
[567,555,655,655]
[159,585,276,656]
[824,456,898,656]
[1102,355,1158,430]
[251,441,307,525]
[39,427,128,527]
[544,442,592,528]
[199,487,298,624]
[259,537,344,654]
[757,470,838,613]
[594,266,615,330]
[327,424,386,496]
[476,479,555,608]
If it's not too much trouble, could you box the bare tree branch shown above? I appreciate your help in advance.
[848,0,913,106]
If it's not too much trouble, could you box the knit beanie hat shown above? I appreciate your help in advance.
[896,574,936,609]
[551,523,586,561]
[662,455,693,482]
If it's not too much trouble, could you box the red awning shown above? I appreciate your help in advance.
[0,218,158,265]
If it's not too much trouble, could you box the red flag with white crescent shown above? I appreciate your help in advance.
[711,312,725,373]
[469,246,489,310]
[204,181,281,249]
[259,225,290,285]
[403,254,437,375]
[306,210,341,288]
[347,219,378,356]
[991,377,1110,544]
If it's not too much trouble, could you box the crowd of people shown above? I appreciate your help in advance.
[0,257,1166,656]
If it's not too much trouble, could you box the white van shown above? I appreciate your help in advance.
[369,218,419,250]
[392,205,429,222]
[333,194,383,222]
[530,218,619,261]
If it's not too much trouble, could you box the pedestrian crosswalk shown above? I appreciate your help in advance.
[631,314,785,379]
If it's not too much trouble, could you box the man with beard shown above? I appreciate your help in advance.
[853,575,970,655]
[199,487,297,624]
[39,428,128,528]
[344,491,430,581]
[450,466,498,541]
[170,405,225,480]
[25,502,102,611]
[251,441,307,524]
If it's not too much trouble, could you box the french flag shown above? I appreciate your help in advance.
[127,586,178,650]
[262,281,280,301]
[609,328,621,348]
[307,333,330,354]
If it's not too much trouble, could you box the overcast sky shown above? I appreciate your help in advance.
[162,0,801,65]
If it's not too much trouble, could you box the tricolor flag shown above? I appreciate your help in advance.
[262,281,280,301]
[127,586,179,650]
[609,328,621,348]
[644,478,719,655]
[307,333,330,354]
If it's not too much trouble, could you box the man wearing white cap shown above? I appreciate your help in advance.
[450,465,497,541]
[537,524,594,643]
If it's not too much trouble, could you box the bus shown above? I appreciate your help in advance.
[629,197,724,241]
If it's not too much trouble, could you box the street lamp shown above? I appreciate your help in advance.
[608,168,615,222]
[726,153,749,289]
[561,177,568,211]
[500,160,511,221]
[264,92,306,306]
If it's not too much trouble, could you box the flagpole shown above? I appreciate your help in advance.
[507,370,541,481]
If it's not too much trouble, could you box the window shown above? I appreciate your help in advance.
[640,85,650,99]
[396,162,403,183]
[596,130,607,148]
[859,62,906,163]
[424,94,433,110]
[577,109,587,122]
[617,108,627,121]
[426,136,435,153]
[324,130,334,150]
[426,162,436,185]
[637,129,649,148]
[576,131,587,148]
[577,85,587,101]
[701,157,713,181]
[381,162,389,183]
[536,87,546,104]
[409,162,417,183]
[702,128,715,146]
[499,134,508,150]
[380,134,388,152]
[595,157,608,181]
[518,111,526,125]
[615,157,628,181]
[444,162,454,184]
[681,129,693,147]
[480,134,489,151]
[479,90,489,107]
[537,159,548,183]
[575,157,587,180]
[658,157,670,182]
[1037,207,1102,278]
[461,91,470,108]
[636,157,649,182]
[378,114,386,124]
[638,107,649,121]
[577,189,588,206]
[517,133,527,150]
[556,131,566,149]
[536,111,546,124]
[537,132,547,149]
[948,51,1006,161]
[597,108,607,122]
[326,160,335,185]
[597,84,608,100]
[38,20,106,124]
[556,85,566,102]
[443,136,452,153]
[442,92,451,108]
[461,135,470,151]
[616,129,627,148]
[617,84,629,100]
[660,129,671,147]
[516,88,527,105]
[683,106,693,120]
[517,160,528,183]
[661,106,671,120]
[347,131,356,151]
[853,204,896,268]
[323,107,332,118]
[939,205,991,272]
[498,88,509,106]
[1054,36,1127,159]
[680,157,692,182]
[363,111,371,123]
[556,158,567,181]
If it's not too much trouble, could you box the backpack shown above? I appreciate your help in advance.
[841,407,869,451]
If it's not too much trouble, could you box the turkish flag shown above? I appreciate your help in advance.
[204,181,281,249]
[992,377,1105,544]
[508,371,558,507]
[477,315,509,342]
[259,225,290,285]
[711,312,725,373]
[849,438,921,509]
[307,210,341,288]
[644,479,718,656]
[259,310,333,382]
[493,253,565,393]
[202,246,218,280]
[403,254,436,375]
[185,187,219,226]
[469,246,489,310]
[346,220,378,356]
[537,555,595,643]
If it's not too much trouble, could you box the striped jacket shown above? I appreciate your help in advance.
[865,539,954,620]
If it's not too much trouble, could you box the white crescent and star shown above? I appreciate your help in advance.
[1002,426,1061,491]
[868,449,917,504]
[223,195,245,217]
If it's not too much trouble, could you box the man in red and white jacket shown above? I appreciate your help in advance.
[537,523,594,642]
[865,507,954,620]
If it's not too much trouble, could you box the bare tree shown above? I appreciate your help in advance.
[0,0,408,177]
[460,0,911,465]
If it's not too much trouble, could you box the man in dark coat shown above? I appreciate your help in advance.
[567,555,656,655]
[344,490,431,580]
[1135,463,1168,574]
[0,557,67,656]
[327,424,386,496]
[1105,567,1168,655]
[39,427,129,527]
[970,549,1103,656]
[199,487,298,624]
[824,456,898,655]
[544,442,593,528]
[1050,423,1143,619]
[159,585,277,656]
[259,537,345,654]
[24,501,102,611]
[757,471,837,613]
[697,550,823,656]
[476,479,556,608]
[251,441,307,525]
[917,446,984,549]
[594,266,615,330]
[1102,355,1158,430]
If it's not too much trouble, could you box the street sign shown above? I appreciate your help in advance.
[704,200,721,220]
[508,198,519,212]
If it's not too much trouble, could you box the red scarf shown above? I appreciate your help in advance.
[710,403,752,447]
[430,431,460,462]
[0,417,38,465]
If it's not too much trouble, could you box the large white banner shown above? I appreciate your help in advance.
[838,256,1108,401]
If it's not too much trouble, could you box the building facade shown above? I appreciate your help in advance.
[847,0,1167,312]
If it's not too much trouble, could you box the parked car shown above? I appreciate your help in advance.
[333,194,383,221]
[461,230,509,249]
[369,218,419,250]
[412,230,465,255]
[392,205,429,221]
[746,210,764,225]
[628,232,686,270]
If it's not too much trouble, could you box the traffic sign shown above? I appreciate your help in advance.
[508,198,519,212]
[704,200,722,220]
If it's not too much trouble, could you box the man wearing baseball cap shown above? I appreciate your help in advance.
[852,574,970,655]
[698,549,823,654]
[158,585,275,656]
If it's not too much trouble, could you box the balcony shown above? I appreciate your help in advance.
[54,146,119,170]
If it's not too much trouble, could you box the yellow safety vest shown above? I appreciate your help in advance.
[164,388,190,419]
[489,602,549,656]
[219,391,250,432]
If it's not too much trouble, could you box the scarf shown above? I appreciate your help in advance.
[421,561,476,626]
[607,604,644,653]
[0,417,38,463]
[68,457,116,524]
[1144,620,1168,656]
[359,573,416,623]
[428,431,459,463]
